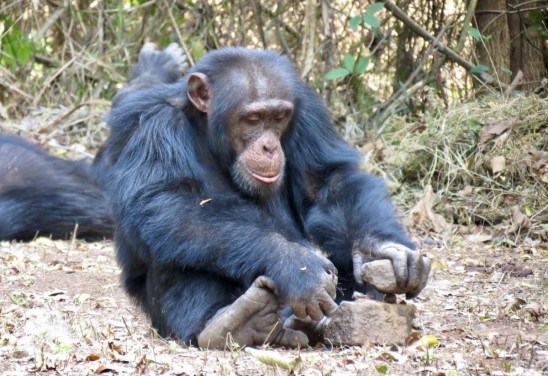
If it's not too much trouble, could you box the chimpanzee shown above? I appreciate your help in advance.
[102,45,431,348]
[0,135,113,241]
[0,44,188,242]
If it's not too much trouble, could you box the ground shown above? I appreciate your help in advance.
[0,232,546,375]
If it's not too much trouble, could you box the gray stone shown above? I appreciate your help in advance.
[361,259,398,293]
[323,299,415,346]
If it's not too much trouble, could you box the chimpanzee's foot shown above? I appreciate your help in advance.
[197,276,309,349]
[283,315,330,345]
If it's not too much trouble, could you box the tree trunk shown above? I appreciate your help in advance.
[474,0,512,85]
[507,0,548,90]
[475,0,548,90]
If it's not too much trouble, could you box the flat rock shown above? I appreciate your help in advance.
[324,299,415,346]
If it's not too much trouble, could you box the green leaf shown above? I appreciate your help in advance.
[363,2,384,28]
[468,27,481,41]
[354,56,369,74]
[528,10,547,25]
[324,68,350,80]
[0,16,35,69]
[500,66,512,75]
[363,13,380,28]
[470,65,490,74]
[376,364,388,374]
[367,2,385,14]
[350,16,362,31]
[191,40,206,62]
[343,55,355,71]
[484,34,492,41]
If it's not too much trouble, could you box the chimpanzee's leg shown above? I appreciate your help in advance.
[145,269,308,348]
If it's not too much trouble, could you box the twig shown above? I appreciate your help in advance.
[163,0,195,66]
[321,0,333,100]
[259,2,299,38]
[32,2,67,43]
[42,99,112,133]
[376,80,426,133]
[456,0,477,53]
[504,70,524,96]
[381,0,494,84]
[32,54,78,107]
[300,0,317,78]
[249,0,267,49]
[374,21,450,129]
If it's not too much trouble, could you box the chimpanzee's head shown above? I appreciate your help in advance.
[186,48,299,198]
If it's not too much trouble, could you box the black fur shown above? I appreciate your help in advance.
[0,135,112,241]
[103,47,414,342]
[0,45,186,242]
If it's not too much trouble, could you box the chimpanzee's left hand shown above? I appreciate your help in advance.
[352,242,431,299]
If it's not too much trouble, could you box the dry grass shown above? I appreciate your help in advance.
[363,94,547,239]
[0,231,546,375]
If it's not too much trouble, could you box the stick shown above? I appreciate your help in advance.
[381,0,493,84]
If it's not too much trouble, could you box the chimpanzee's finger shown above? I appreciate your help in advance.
[318,291,339,317]
[306,303,324,321]
[352,252,364,285]
[291,302,309,320]
[375,243,408,287]
[406,250,423,292]
[253,275,278,295]
[406,255,432,299]
[273,328,309,348]
[322,271,338,299]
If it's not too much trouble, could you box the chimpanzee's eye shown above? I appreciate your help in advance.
[246,113,260,124]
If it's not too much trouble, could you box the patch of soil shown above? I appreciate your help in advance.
[0,235,546,375]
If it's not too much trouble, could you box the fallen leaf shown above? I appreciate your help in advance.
[479,119,513,145]
[108,341,125,355]
[465,233,493,243]
[246,347,301,370]
[409,185,451,233]
[509,206,532,234]
[95,365,117,374]
[490,156,505,174]
[85,354,101,361]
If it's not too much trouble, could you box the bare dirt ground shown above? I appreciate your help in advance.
[0,232,546,376]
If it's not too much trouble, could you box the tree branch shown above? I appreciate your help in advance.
[456,0,477,53]
[381,0,493,84]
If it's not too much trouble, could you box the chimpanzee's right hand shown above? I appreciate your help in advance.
[268,244,339,321]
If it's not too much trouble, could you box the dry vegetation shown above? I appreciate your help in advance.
[1,0,547,374]
[0,94,546,375]
[0,218,546,375]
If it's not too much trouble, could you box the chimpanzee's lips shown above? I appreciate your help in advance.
[250,170,280,184]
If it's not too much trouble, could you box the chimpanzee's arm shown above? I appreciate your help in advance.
[106,89,338,319]
[287,83,430,297]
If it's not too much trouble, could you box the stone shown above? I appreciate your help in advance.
[361,259,398,293]
[323,299,415,346]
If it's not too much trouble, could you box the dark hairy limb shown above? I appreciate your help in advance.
[197,276,308,349]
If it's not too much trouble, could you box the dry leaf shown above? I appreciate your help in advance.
[409,185,451,233]
[95,365,117,374]
[465,234,493,243]
[524,150,548,183]
[85,353,101,361]
[490,156,505,174]
[479,119,513,145]
[509,206,532,234]
[245,347,301,370]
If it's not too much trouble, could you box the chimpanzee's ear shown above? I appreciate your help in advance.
[187,73,210,113]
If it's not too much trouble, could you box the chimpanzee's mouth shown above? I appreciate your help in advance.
[249,170,280,184]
